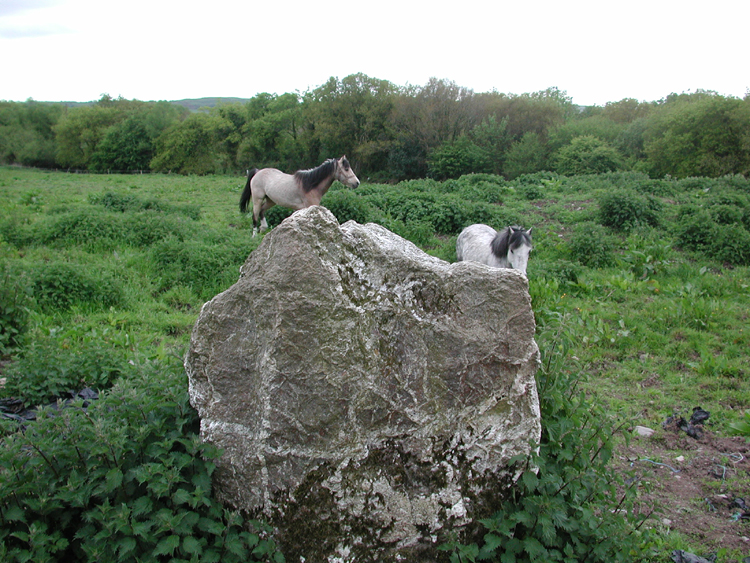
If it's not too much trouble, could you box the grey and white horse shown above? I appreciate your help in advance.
[456,224,533,274]
[239,156,360,236]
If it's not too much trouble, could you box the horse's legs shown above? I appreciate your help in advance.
[259,198,275,233]
[252,197,275,237]
[252,198,263,237]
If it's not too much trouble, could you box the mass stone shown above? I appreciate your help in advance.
[185,206,541,562]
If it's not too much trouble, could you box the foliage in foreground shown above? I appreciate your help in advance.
[442,312,650,562]
[0,355,283,563]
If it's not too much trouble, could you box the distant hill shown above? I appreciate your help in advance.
[23,97,252,111]
[170,97,252,111]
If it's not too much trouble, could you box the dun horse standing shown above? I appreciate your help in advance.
[239,156,360,236]
[456,224,533,275]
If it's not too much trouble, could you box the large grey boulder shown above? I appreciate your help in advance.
[185,206,541,562]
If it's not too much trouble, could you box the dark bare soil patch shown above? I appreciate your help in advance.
[615,424,750,560]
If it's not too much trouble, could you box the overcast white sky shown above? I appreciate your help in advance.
[1,0,748,106]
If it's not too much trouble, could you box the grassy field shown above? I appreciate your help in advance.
[1,166,749,561]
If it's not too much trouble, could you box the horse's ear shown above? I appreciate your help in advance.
[508,226,515,233]
[527,227,532,235]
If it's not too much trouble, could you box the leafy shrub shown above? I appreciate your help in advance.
[150,236,256,299]
[634,178,675,197]
[519,184,544,200]
[530,259,581,284]
[89,191,201,220]
[0,217,37,248]
[674,208,711,251]
[431,195,469,235]
[709,204,744,225]
[503,132,548,179]
[456,173,505,187]
[364,190,437,227]
[717,173,750,193]
[596,171,675,197]
[552,136,624,176]
[0,266,30,357]
[569,223,617,268]
[0,356,283,563]
[43,209,124,248]
[457,181,507,205]
[394,178,443,193]
[675,211,750,265]
[674,176,716,192]
[528,278,566,326]
[121,211,193,247]
[598,190,661,232]
[513,171,561,187]
[709,223,750,265]
[377,217,435,248]
[427,135,491,180]
[264,206,294,228]
[452,174,509,204]
[321,189,371,225]
[1,328,132,407]
[30,262,124,310]
[42,208,194,249]
[89,192,143,212]
[444,315,649,562]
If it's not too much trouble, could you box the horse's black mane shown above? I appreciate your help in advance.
[490,226,532,258]
[294,158,337,192]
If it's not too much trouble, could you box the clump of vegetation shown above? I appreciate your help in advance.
[321,188,372,224]
[569,222,618,267]
[598,190,661,232]
[674,191,750,265]
[1,327,133,407]
[30,261,125,311]
[89,191,201,220]
[150,235,258,299]
[0,265,30,358]
[0,355,284,563]
[552,135,624,175]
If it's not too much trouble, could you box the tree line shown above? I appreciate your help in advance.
[2,74,749,180]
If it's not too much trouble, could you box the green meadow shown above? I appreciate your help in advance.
[1,166,749,562]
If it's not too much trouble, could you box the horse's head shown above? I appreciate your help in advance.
[507,227,533,275]
[335,156,360,189]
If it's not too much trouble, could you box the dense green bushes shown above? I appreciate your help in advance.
[1,205,196,251]
[598,190,661,232]
[569,223,618,268]
[30,262,125,310]
[150,235,258,299]
[89,191,201,220]
[673,180,750,265]
[1,327,132,407]
[0,266,30,358]
[320,188,371,225]
[0,355,283,563]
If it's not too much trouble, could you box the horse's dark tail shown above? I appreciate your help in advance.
[239,168,258,214]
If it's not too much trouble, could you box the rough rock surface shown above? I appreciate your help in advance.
[185,206,541,562]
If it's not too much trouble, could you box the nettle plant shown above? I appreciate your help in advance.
[0,356,284,563]
[0,265,30,358]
